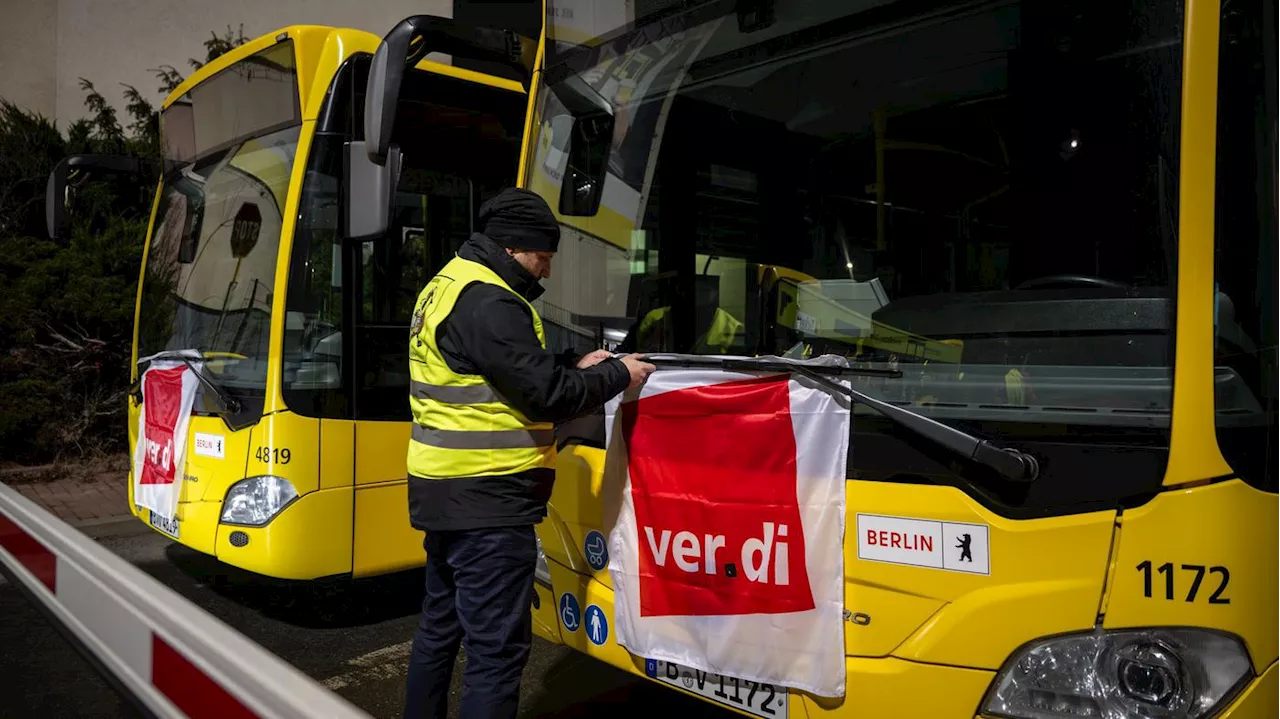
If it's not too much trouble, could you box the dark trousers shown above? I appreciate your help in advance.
[403,525,537,719]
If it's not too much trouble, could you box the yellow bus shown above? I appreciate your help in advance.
[506,0,1277,717]
[45,16,542,580]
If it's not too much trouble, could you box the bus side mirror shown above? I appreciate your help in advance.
[550,75,615,217]
[354,14,536,237]
[45,154,143,240]
[343,141,401,240]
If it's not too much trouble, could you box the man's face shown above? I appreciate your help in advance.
[508,249,555,280]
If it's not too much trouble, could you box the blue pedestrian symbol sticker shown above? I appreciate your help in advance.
[585,604,609,646]
[559,593,581,633]
[583,530,609,571]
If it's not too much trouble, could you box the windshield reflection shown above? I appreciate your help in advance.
[526,0,1217,428]
[139,125,300,391]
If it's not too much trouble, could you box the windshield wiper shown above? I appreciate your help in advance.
[646,356,1040,484]
[131,350,242,415]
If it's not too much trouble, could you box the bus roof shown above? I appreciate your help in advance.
[161,23,525,113]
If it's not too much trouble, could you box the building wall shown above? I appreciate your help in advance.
[0,0,454,129]
[0,1,59,119]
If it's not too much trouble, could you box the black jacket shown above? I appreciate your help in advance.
[408,233,631,532]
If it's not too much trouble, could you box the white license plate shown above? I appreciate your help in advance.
[645,659,788,718]
[149,510,179,539]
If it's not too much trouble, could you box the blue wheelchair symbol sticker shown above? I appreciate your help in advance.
[583,530,609,571]
[584,604,609,646]
[559,593,581,633]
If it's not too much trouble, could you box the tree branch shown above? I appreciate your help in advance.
[45,326,84,351]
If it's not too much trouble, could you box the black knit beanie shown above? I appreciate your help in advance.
[478,188,561,252]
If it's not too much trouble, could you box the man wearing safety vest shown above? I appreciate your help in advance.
[402,187,655,719]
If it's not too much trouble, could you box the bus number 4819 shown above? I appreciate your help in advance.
[254,447,291,464]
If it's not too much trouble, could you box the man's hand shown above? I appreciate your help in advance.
[576,349,614,369]
[620,354,657,390]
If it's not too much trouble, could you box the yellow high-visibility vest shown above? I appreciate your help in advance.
[406,256,555,479]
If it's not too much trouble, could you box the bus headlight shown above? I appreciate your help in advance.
[983,628,1251,719]
[534,533,552,588]
[221,476,299,526]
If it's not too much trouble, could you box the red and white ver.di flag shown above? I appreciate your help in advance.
[132,355,200,521]
[603,354,852,698]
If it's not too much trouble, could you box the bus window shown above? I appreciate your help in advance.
[1213,0,1277,491]
[531,226,634,356]
[532,0,1189,511]
[546,1,1182,357]
[352,169,473,422]
[281,56,528,422]
[281,132,346,417]
[141,40,302,425]
[350,74,525,421]
[142,124,300,370]
[139,36,302,427]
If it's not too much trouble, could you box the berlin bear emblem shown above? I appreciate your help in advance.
[409,288,436,341]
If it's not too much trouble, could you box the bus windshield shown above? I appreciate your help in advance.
[531,0,1200,433]
[138,40,301,404]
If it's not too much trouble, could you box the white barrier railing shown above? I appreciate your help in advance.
[0,482,372,719]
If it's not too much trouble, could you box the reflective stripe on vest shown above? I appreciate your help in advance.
[410,379,505,405]
[411,425,557,449]
[406,255,556,480]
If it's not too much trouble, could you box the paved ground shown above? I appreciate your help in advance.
[0,527,742,719]
[5,468,130,526]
